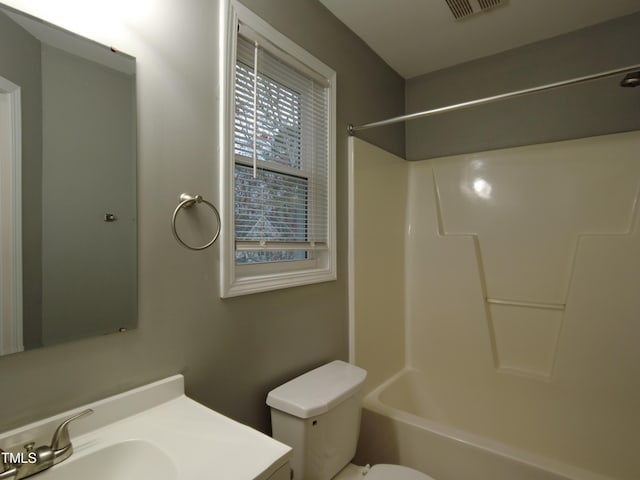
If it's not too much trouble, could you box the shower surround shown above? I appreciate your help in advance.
[348,132,640,480]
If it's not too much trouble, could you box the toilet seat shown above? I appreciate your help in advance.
[366,464,435,480]
[333,463,435,480]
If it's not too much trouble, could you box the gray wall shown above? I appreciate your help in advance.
[0,0,404,434]
[406,12,640,160]
[0,9,43,349]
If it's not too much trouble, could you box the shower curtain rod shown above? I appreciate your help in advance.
[347,63,640,135]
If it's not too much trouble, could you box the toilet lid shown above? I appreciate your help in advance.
[366,464,436,480]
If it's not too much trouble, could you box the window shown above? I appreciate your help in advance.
[220,2,336,297]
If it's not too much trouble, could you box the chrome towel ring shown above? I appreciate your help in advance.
[171,193,221,251]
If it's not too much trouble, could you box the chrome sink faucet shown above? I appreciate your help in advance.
[0,409,93,480]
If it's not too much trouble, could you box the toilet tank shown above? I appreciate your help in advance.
[266,361,367,480]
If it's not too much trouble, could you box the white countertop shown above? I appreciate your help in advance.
[0,375,291,480]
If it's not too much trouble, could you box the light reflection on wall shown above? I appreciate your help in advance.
[472,177,492,199]
[1,0,152,46]
[459,158,493,201]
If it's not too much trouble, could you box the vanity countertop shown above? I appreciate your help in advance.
[0,375,291,480]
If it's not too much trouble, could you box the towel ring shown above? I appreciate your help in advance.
[171,193,221,251]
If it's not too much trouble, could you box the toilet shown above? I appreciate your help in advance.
[266,360,435,480]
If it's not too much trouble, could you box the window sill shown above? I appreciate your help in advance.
[221,265,336,298]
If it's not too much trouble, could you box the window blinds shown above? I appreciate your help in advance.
[234,32,329,258]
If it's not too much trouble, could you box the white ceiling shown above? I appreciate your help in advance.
[319,0,640,79]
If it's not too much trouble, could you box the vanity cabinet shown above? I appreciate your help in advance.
[267,462,291,480]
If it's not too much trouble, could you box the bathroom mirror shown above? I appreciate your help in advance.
[0,4,137,356]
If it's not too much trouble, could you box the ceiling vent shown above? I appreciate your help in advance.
[445,0,505,20]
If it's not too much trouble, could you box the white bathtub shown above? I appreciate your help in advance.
[354,370,618,480]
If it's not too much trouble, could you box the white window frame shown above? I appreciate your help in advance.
[219,1,336,298]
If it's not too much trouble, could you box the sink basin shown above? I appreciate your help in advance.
[0,375,291,480]
[39,440,177,480]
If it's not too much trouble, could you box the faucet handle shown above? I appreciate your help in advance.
[50,409,94,451]
[0,449,16,480]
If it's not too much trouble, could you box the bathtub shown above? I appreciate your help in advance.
[354,369,617,480]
